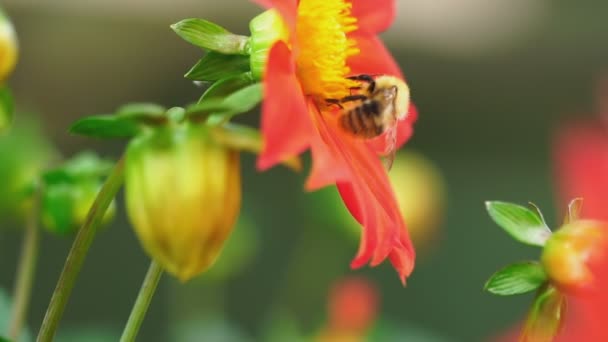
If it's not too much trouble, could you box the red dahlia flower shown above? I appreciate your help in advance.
[253,0,417,283]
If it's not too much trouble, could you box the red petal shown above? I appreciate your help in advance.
[554,121,608,221]
[257,41,313,170]
[367,104,418,155]
[351,0,396,34]
[251,0,297,30]
[311,107,415,282]
[347,33,403,79]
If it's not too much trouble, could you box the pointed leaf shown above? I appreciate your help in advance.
[70,115,141,138]
[186,52,250,81]
[206,83,262,125]
[0,85,14,133]
[171,19,250,54]
[484,261,547,296]
[116,103,165,119]
[200,72,254,101]
[486,201,552,246]
[564,197,583,224]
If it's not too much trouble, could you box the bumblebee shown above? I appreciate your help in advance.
[326,74,411,170]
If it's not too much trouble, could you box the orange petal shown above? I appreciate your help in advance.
[347,33,403,79]
[251,0,297,31]
[257,41,313,170]
[367,104,418,155]
[311,106,415,282]
[351,0,396,34]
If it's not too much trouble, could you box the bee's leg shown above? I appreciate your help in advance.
[348,86,362,95]
[347,74,376,92]
[340,95,368,103]
[325,98,343,109]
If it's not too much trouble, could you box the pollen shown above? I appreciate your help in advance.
[295,0,360,100]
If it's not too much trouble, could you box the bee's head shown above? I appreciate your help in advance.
[374,75,411,120]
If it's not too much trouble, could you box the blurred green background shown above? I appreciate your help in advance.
[1,0,608,341]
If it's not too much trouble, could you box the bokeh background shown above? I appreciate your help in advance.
[1,0,608,341]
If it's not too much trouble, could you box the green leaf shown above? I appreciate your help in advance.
[115,103,165,119]
[0,337,11,342]
[186,52,250,81]
[206,83,263,125]
[0,85,14,133]
[485,201,552,246]
[199,73,255,102]
[42,152,114,185]
[171,19,250,55]
[484,261,547,296]
[70,115,142,138]
[521,286,565,341]
[564,197,583,224]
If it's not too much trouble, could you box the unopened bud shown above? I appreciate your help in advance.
[0,7,18,82]
[541,220,608,291]
[125,123,241,281]
[249,9,288,80]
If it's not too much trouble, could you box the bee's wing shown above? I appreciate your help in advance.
[381,126,397,171]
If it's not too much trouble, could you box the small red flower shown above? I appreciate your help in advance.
[253,0,416,283]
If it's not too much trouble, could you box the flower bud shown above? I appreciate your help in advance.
[541,220,608,291]
[0,7,18,82]
[249,9,288,80]
[125,124,241,281]
[41,180,115,235]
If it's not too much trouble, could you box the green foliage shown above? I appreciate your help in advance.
[0,117,57,222]
[521,286,565,342]
[186,52,251,82]
[171,19,250,55]
[40,152,116,235]
[485,201,552,247]
[0,85,13,133]
[484,261,547,296]
[199,73,255,102]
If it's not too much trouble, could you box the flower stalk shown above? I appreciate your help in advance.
[8,192,40,341]
[120,261,164,342]
[37,157,125,342]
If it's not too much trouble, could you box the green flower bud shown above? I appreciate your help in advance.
[249,9,288,80]
[0,118,56,223]
[125,123,241,281]
[0,7,18,82]
[41,180,115,235]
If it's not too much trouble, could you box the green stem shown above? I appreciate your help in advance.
[120,261,164,342]
[8,196,40,341]
[36,158,125,342]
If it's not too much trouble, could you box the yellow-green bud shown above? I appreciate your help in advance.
[249,9,288,80]
[0,7,18,82]
[125,124,241,281]
[41,181,115,235]
[541,220,608,291]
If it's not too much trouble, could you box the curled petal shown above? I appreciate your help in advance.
[351,0,396,34]
[257,41,312,170]
[312,107,415,283]
[347,33,403,79]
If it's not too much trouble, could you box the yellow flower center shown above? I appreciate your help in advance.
[295,0,359,99]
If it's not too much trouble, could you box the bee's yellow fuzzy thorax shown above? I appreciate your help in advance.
[295,0,359,99]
